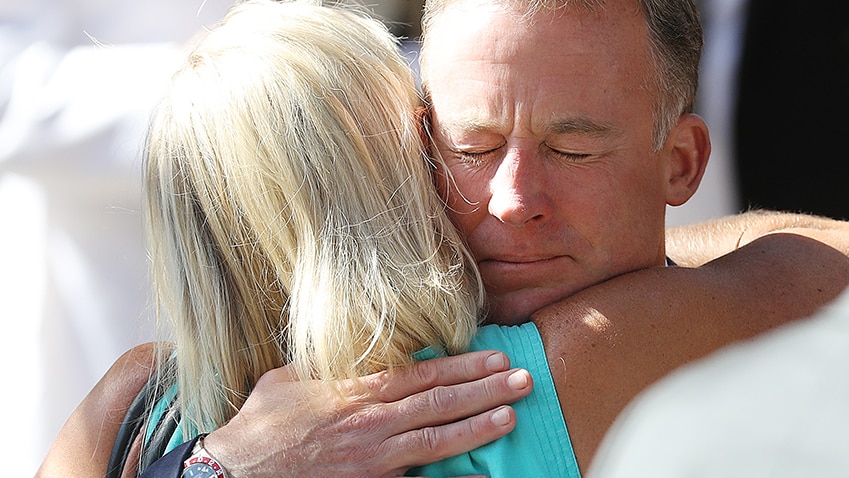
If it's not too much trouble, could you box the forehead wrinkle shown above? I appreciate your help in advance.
[547,115,623,139]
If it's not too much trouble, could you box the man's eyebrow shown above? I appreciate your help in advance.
[549,116,622,138]
[440,117,501,134]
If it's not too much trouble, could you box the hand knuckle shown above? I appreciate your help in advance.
[360,370,391,395]
[409,360,441,389]
[337,403,388,435]
[428,385,458,412]
[410,426,443,454]
[481,374,502,401]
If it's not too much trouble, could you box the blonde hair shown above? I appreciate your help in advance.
[145,0,483,435]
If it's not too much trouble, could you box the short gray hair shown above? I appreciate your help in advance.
[420,0,703,149]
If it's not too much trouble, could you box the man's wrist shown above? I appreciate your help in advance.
[138,436,199,478]
[183,434,230,478]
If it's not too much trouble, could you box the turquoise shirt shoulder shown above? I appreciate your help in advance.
[150,323,581,477]
[409,322,581,478]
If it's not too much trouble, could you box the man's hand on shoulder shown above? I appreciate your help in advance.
[204,350,533,478]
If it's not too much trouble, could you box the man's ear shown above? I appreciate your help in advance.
[664,113,711,207]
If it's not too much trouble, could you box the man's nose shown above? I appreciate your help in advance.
[487,146,552,226]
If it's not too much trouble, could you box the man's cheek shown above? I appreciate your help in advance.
[446,183,486,221]
[431,162,456,203]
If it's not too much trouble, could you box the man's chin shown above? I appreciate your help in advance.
[484,287,592,325]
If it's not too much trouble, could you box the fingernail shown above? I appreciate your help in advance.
[506,370,529,390]
[485,352,507,372]
[491,406,511,426]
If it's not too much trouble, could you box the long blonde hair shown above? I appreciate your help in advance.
[145,0,483,434]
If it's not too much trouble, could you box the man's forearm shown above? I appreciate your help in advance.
[666,210,849,267]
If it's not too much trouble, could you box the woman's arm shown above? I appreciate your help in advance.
[534,231,849,473]
[37,343,157,477]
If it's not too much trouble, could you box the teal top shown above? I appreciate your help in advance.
[409,323,581,478]
[147,323,580,477]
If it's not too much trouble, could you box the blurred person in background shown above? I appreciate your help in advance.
[733,0,849,220]
[0,1,231,473]
[588,284,849,478]
[684,0,849,225]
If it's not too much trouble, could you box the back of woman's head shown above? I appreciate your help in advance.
[145,0,482,430]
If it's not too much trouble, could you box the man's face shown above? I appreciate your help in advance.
[424,1,672,325]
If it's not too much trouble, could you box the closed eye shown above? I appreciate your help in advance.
[545,144,593,163]
[455,146,502,166]
[551,151,592,162]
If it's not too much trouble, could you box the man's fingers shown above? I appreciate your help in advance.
[383,405,519,469]
[386,367,532,435]
[365,350,512,402]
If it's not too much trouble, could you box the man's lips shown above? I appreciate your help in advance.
[480,255,561,265]
[478,255,569,275]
